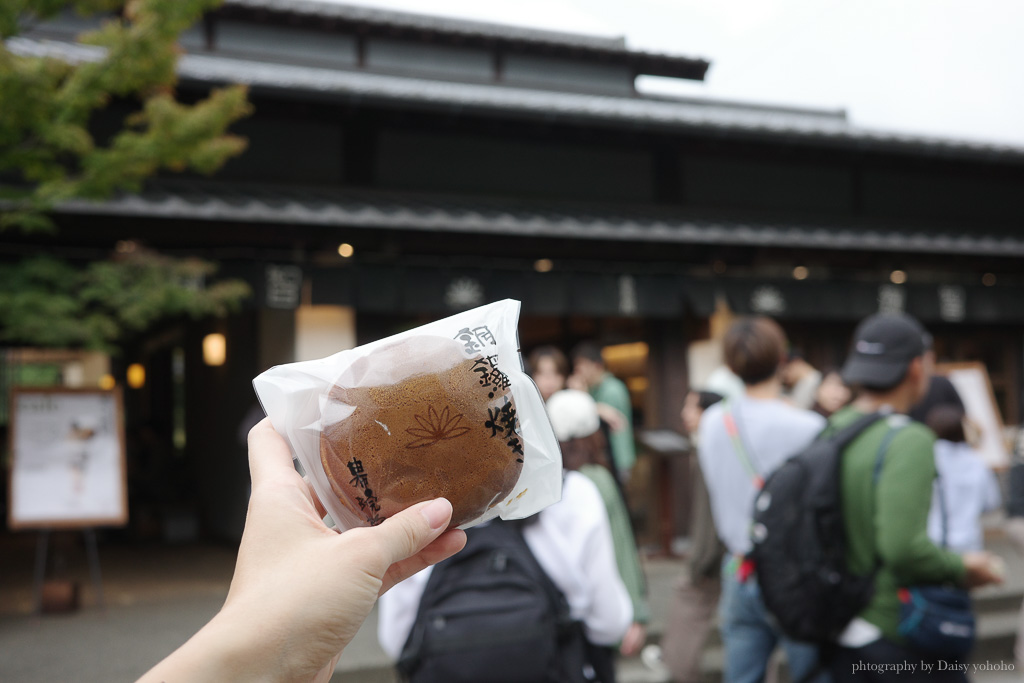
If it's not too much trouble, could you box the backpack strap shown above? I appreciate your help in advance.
[869,416,912,568]
[501,518,576,632]
[871,418,909,485]
[831,411,887,450]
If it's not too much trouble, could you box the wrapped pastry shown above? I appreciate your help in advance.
[320,337,524,528]
[254,300,561,531]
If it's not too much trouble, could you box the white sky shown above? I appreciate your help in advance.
[323,0,1024,146]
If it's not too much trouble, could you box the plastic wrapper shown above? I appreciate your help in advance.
[253,299,562,531]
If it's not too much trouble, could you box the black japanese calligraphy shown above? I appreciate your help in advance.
[348,458,385,525]
[347,458,369,488]
[482,396,523,460]
[471,355,511,399]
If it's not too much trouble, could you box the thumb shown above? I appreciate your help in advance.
[247,418,297,487]
[361,498,454,572]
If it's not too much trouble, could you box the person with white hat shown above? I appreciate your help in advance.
[546,389,650,659]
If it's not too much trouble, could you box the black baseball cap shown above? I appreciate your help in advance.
[841,313,933,389]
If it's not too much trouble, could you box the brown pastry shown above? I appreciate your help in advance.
[320,336,524,528]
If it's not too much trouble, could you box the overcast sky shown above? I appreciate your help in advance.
[325,0,1024,146]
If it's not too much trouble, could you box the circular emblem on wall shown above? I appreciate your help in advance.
[445,277,485,310]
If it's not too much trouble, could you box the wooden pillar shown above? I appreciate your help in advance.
[644,318,691,553]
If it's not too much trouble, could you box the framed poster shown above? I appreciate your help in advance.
[8,388,128,530]
[935,362,1010,469]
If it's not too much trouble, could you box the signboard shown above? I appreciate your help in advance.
[265,264,303,309]
[936,362,1010,469]
[8,388,128,530]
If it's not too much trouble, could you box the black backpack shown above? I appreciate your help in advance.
[749,412,898,643]
[396,519,601,683]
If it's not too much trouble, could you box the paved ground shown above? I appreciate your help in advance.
[0,535,237,682]
[0,532,1020,682]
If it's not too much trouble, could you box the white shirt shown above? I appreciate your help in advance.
[698,395,825,556]
[377,470,633,659]
[787,369,823,411]
[928,439,1002,552]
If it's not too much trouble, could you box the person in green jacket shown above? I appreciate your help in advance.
[570,341,636,483]
[828,313,1003,680]
[546,388,651,659]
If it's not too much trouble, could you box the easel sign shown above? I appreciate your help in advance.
[8,388,128,530]
[935,362,1010,469]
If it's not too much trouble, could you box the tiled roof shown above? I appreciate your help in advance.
[51,182,1024,257]
[9,36,1024,161]
[216,1,712,79]
[222,0,632,52]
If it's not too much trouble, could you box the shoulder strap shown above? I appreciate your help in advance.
[923,449,949,549]
[830,411,887,449]
[501,519,575,628]
[503,520,594,683]
[869,417,913,566]
[934,471,949,548]
[722,401,764,489]
[870,419,907,484]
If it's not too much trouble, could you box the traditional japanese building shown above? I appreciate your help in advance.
[7,1,1024,543]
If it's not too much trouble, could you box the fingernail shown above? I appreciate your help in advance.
[421,498,452,530]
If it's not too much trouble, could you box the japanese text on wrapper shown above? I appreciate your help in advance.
[455,326,497,354]
[459,326,524,463]
[483,396,524,462]
[347,457,384,525]
[472,355,512,398]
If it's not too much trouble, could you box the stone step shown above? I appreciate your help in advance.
[976,588,1024,616]
[655,582,1023,653]
[332,668,399,683]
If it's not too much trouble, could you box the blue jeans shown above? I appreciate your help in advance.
[719,559,827,683]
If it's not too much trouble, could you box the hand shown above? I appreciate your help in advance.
[962,551,1004,588]
[138,419,467,683]
[595,402,627,432]
[962,416,983,449]
[619,622,647,657]
[566,372,589,392]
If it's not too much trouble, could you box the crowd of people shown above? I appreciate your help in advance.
[657,313,1011,683]
[139,311,1019,683]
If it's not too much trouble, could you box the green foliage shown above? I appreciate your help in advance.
[0,1,254,351]
[0,252,252,351]
[0,0,252,230]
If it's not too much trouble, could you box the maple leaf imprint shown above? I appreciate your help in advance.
[405,405,471,448]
